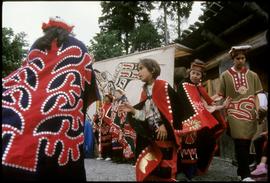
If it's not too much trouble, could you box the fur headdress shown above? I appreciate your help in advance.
[42,16,74,32]
[229,45,252,58]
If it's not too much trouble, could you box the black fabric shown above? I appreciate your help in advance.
[2,140,86,181]
[134,134,151,160]
[181,163,197,180]
[196,128,216,172]
[253,135,268,164]
[151,166,172,179]
[160,147,173,160]
[126,83,182,160]
[176,79,197,123]
[112,148,123,161]
[167,85,183,131]
[127,101,154,142]
[233,139,252,179]
[102,142,112,158]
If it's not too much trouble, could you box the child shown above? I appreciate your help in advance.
[119,58,182,181]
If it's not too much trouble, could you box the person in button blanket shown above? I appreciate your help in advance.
[2,16,100,181]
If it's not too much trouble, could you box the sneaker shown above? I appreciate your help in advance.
[105,157,111,161]
[96,157,103,160]
[242,177,255,181]
[251,164,267,177]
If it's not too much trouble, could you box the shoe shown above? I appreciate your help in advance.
[242,177,255,181]
[96,157,103,160]
[251,164,267,177]
[105,157,111,161]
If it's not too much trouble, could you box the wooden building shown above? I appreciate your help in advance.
[175,1,269,160]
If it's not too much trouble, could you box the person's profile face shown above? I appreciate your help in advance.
[138,63,153,82]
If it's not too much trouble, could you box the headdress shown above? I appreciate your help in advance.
[228,45,252,58]
[190,59,205,73]
[42,16,74,32]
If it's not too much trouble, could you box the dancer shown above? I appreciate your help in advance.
[175,59,230,180]
[110,88,136,163]
[119,58,182,181]
[2,16,100,181]
[218,45,263,181]
[93,94,113,161]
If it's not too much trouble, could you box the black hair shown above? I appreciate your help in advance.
[32,27,70,51]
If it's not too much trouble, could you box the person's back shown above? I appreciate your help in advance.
[2,16,100,181]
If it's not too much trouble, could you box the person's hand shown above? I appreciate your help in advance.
[211,94,223,102]
[118,102,135,114]
[223,96,231,108]
[260,131,268,136]
[155,124,167,141]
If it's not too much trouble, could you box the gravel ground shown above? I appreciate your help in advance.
[84,156,241,181]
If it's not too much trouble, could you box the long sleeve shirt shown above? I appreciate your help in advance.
[133,83,161,129]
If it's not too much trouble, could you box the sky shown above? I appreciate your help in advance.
[2,1,203,49]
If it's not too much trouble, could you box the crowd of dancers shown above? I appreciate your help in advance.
[2,16,268,181]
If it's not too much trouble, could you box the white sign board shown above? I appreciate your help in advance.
[87,46,176,119]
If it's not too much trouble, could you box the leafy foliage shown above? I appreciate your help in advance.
[98,1,154,54]
[2,27,29,77]
[171,1,193,39]
[154,1,193,44]
[130,22,162,52]
[88,30,124,62]
[89,1,196,60]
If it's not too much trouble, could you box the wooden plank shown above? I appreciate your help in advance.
[205,30,268,70]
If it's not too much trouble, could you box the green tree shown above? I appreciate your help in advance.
[171,1,193,39]
[99,1,154,54]
[130,22,162,52]
[154,1,193,44]
[2,27,29,77]
[157,1,173,45]
[88,30,124,62]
